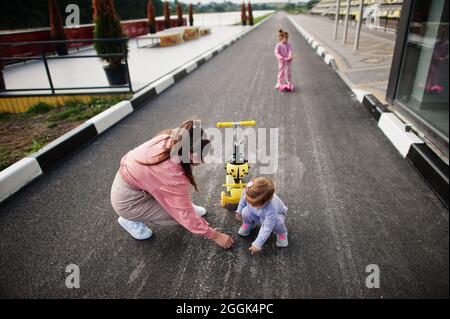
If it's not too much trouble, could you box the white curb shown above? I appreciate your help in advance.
[185,61,198,74]
[317,46,325,56]
[352,89,370,103]
[202,51,213,61]
[86,101,133,135]
[154,75,175,94]
[324,54,334,65]
[378,113,424,158]
[0,158,42,203]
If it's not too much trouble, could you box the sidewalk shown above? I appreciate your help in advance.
[289,14,395,103]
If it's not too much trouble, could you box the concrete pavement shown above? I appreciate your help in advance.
[0,12,448,298]
[289,14,395,104]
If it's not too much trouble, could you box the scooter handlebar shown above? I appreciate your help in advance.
[216,121,256,128]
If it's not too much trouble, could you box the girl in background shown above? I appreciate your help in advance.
[275,30,293,91]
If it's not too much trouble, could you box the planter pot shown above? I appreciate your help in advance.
[55,44,68,56]
[0,71,5,90]
[103,63,128,86]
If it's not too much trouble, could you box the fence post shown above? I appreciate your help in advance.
[122,40,133,93]
[41,44,55,94]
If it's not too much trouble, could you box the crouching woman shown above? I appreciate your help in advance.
[111,120,234,249]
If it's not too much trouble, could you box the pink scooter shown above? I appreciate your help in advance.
[278,83,294,92]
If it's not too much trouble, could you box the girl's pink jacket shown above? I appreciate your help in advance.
[119,134,216,239]
[275,42,293,62]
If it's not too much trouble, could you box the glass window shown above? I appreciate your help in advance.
[396,0,449,140]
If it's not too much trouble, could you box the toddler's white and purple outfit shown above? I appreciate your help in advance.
[236,189,288,250]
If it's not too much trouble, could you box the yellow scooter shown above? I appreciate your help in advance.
[216,120,256,208]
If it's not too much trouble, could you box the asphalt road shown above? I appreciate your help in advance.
[0,13,448,298]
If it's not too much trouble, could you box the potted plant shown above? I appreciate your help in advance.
[163,1,171,29]
[147,0,157,34]
[92,0,128,86]
[188,4,194,26]
[48,0,68,56]
[241,3,247,26]
[176,3,184,27]
[248,2,254,26]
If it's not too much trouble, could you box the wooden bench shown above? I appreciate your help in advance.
[136,28,184,48]
[136,26,211,48]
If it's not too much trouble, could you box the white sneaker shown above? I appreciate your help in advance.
[193,204,207,217]
[118,217,152,240]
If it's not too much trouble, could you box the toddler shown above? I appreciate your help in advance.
[235,177,288,254]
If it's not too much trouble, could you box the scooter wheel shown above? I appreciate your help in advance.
[221,192,226,208]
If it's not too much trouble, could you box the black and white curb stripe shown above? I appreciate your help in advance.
[0,15,274,204]
[288,15,449,206]
[287,16,337,69]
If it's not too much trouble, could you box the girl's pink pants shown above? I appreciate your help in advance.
[277,60,291,84]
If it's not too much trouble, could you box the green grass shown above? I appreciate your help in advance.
[0,112,12,121]
[28,136,49,154]
[233,13,273,26]
[46,98,121,123]
[27,102,52,115]
[0,97,123,171]
[252,13,273,25]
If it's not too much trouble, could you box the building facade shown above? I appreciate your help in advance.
[387,0,448,157]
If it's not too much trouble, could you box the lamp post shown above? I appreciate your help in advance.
[333,0,341,40]
[342,0,351,44]
[354,0,364,50]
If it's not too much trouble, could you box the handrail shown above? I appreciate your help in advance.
[0,37,133,95]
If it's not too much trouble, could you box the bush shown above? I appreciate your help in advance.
[188,4,194,26]
[147,0,157,34]
[241,3,247,26]
[93,0,128,67]
[176,3,183,27]
[248,2,254,26]
[163,1,171,29]
[48,0,68,56]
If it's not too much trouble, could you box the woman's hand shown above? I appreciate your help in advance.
[235,213,242,221]
[212,231,234,249]
[249,245,261,255]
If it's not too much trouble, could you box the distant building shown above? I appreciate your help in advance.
[310,0,403,31]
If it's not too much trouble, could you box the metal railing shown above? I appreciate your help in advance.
[0,38,132,96]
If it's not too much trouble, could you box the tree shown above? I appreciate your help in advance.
[48,0,68,56]
[92,0,127,67]
[188,4,194,26]
[248,2,254,26]
[163,1,171,29]
[147,0,157,34]
[241,2,247,26]
[176,3,183,27]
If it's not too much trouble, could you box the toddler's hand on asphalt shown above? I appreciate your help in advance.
[249,245,261,255]
[235,213,242,221]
